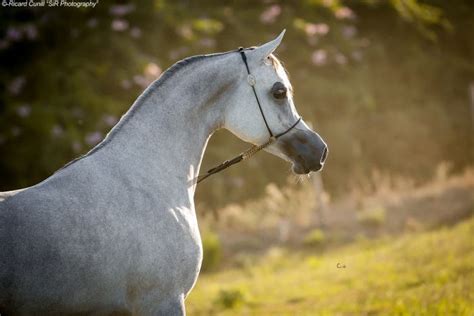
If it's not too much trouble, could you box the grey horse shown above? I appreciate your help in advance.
[0,30,327,315]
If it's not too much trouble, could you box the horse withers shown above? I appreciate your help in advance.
[0,30,327,315]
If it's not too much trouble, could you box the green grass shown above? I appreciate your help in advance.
[187,218,474,315]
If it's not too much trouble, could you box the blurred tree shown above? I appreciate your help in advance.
[0,0,472,210]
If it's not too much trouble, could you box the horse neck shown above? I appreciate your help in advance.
[97,53,239,196]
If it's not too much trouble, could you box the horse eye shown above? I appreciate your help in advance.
[271,82,287,100]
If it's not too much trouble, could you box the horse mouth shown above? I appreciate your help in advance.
[291,160,311,175]
[291,156,324,175]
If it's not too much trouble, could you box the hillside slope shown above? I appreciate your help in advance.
[188,217,474,315]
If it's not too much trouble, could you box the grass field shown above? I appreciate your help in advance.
[187,217,474,315]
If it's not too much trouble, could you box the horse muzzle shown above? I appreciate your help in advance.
[278,129,328,174]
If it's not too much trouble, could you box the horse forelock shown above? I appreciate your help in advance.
[267,53,293,96]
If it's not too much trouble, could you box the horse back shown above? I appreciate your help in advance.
[0,162,130,313]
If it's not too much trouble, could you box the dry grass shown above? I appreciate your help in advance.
[189,167,474,314]
[188,217,474,315]
[198,167,473,261]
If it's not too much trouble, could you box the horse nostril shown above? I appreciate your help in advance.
[320,146,328,164]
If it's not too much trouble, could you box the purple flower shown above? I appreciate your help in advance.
[121,79,131,90]
[109,4,135,16]
[103,115,118,127]
[8,76,26,95]
[72,141,82,153]
[342,25,357,38]
[6,27,22,41]
[335,53,348,65]
[24,24,38,40]
[111,19,129,32]
[130,27,142,38]
[351,50,363,62]
[168,47,189,60]
[305,23,329,37]
[85,131,103,146]
[133,75,148,88]
[198,37,216,48]
[260,4,282,24]
[311,50,327,66]
[335,7,355,20]
[176,25,193,40]
[168,49,181,60]
[51,125,64,138]
[16,104,31,118]
[145,63,161,77]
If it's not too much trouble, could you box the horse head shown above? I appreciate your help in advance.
[224,30,328,174]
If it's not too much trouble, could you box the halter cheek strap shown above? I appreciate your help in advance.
[196,48,302,184]
[238,48,275,139]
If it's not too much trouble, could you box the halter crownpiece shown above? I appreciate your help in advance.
[196,48,302,184]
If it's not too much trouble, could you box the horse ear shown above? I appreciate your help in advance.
[251,29,285,63]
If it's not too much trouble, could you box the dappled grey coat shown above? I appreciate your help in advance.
[0,31,327,315]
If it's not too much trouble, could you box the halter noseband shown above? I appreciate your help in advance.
[196,48,302,184]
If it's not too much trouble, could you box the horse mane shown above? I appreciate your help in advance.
[56,50,235,172]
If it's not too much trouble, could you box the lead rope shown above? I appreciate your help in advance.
[196,48,301,184]
[196,137,275,184]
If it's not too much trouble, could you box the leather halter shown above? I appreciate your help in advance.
[196,48,302,184]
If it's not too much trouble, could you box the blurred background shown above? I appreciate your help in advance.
[0,0,473,314]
